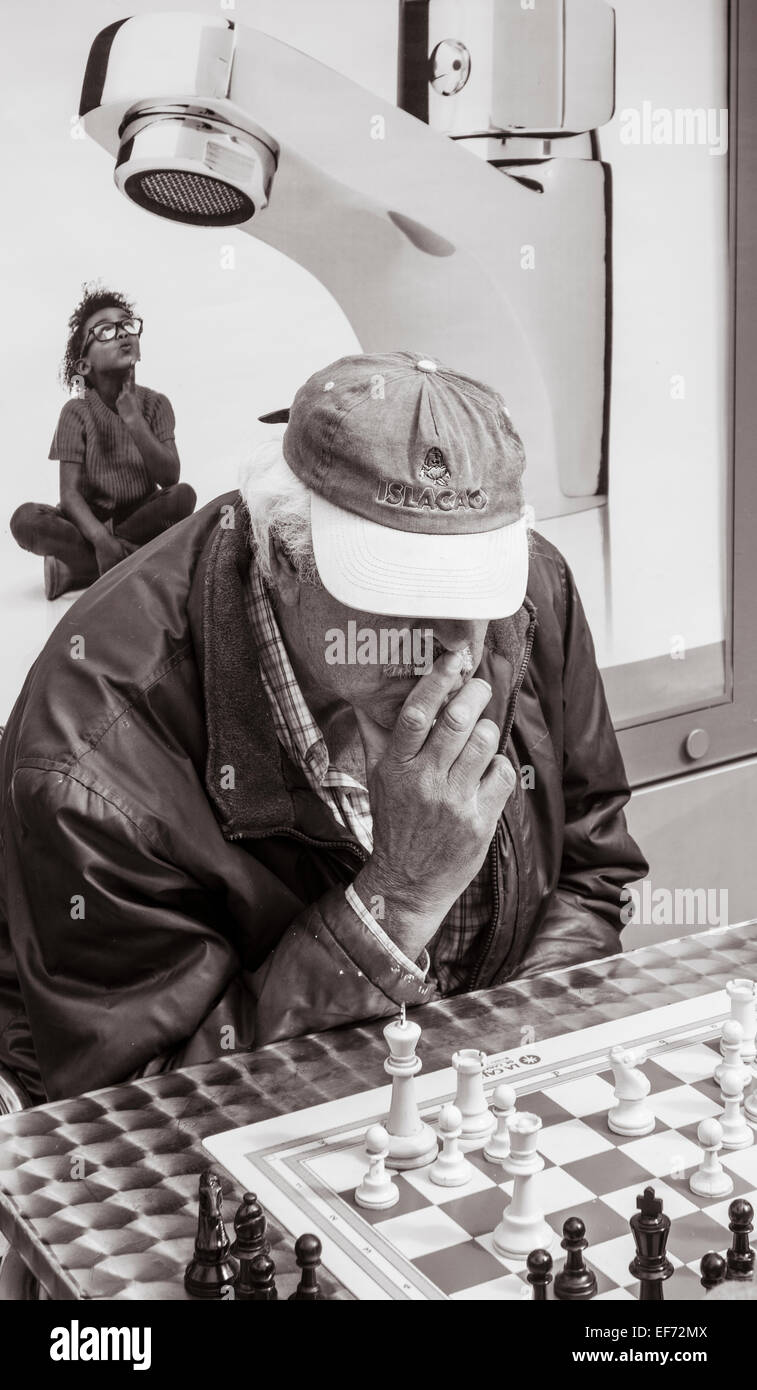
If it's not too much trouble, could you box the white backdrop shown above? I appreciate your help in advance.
[0,0,729,719]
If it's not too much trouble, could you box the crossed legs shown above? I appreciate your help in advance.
[10,483,197,585]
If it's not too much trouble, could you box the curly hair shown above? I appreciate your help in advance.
[60,281,136,390]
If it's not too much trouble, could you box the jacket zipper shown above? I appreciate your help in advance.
[467,608,537,991]
[228,824,368,860]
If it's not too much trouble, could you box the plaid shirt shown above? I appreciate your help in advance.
[244,563,493,995]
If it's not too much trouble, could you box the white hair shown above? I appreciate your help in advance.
[238,439,320,587]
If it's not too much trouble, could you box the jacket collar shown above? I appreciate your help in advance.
[189,495,537,841]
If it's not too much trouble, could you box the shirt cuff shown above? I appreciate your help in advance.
[345,884,430,983]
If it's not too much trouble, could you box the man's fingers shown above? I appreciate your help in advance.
[423,678,493,771]
[392,651,471,761]
[448,718,500,796]
[478,753,517,816]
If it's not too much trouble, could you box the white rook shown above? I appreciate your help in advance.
[492,1113,554,1260]
[725,980,757,1065]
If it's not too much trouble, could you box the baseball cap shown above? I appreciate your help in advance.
[282,351,529,620]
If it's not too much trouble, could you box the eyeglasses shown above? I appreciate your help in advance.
[81,316,143,353]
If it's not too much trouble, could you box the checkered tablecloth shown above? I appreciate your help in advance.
[0,922,755,1300]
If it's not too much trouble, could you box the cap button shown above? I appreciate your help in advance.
[416,358,437,373]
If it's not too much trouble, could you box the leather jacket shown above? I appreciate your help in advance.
[0,493,648,1101]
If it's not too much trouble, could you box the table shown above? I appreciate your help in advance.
[0,922,755,1300]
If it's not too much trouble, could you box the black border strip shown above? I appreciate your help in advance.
[397,0,430,123]
[79,18,130,117]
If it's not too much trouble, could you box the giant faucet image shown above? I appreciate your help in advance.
[79,2,616,519]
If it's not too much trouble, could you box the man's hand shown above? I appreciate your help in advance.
[353,651,516,961]
[94,534,133,575]
[115,368,142,428]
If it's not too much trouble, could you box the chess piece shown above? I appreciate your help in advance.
[629,1186,674,1301]
[726,979,757,1064]
[725,1198,755,1281]
[289,1233,325,1300]
[247,1252,278,1300]
[743,997,757,1128]
[689,1118,734,1198]
[230,1192,268,1259]
[527,1249,553,1301]
[184,1170,239,1299]
[700,1251,727,1292]
[236,1253,260,1301]
[746,1070,757,1129]
[714,1020,751,1091]
[608,1045,654,1136]
[452,1049,496,1147]
[554,1217,598,1301]
[382,1011,438,1169]
[429,1104,474,1187]
[719,1065,753,1150]
[492,1113,554,1259]
[484,1085,516,1163]
[355,1124,400,1209]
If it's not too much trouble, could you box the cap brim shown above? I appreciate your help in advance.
[258,407,291,424]
[310,494,529,620]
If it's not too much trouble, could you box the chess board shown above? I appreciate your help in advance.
[204,991,757,1300]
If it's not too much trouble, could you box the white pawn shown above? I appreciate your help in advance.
[452,1049,496,1147]
[484,1085,517,1163]
[714,1021,752,1092]
[355,1125,400,1209]
[608,1045,654,1137]
[720,1066,754,1151]
[429,1104,474,1187]
[690,1118,733,1198]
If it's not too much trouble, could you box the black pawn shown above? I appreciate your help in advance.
[184,1170,239,1299]
[527,1248,553,1301]
[230,1192,268,1260]
[247,1252,278,1301]
[554,1217,597,1300]
[700,1252,727,1292]
[726,1198,754,1281]
[289,1233,324,1301]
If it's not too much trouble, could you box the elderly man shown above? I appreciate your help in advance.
[0,352,647,1103]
